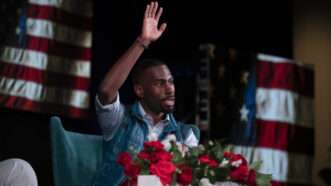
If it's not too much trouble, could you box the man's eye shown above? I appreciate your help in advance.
[154,81,162,86]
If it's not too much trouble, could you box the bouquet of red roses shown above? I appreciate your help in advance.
[117,138,271,186]
[118,141,178,186]
[188,141,272,186]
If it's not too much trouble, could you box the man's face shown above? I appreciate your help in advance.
[135,64,175,114]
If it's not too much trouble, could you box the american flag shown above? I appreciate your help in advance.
[0,0,92,119]
[231,53,314,186]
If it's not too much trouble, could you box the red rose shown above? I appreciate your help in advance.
[229,164,249,182]
[224,152,248,167]
[152,151,173,163]
[138,151,151,161]
[198,154,218,168]
[143,141,164,151]
[208,159,218,168]
[247,169,257,186]
[232,154,248,166]
[117,152,140,183]
[198,154,211,164]
[117,152,132,168]
[224,151,235,159]
[124,163,141,178]
[177,165,193,186]
[150,160,176,185]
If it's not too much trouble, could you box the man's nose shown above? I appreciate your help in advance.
[164,82,174,93]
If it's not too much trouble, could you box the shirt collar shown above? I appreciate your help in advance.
[137,101,170,123]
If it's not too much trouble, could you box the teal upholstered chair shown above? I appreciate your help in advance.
[49,116,103,186]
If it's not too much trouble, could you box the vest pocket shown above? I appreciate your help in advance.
[126,125,145,154]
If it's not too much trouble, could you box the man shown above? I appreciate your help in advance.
[93,2,199,185]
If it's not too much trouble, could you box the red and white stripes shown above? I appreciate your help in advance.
[0,0,92,118]
[234,54,314,185]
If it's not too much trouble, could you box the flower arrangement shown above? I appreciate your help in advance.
[117,135,272,186]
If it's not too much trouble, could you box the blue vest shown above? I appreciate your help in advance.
[93,102,198,186]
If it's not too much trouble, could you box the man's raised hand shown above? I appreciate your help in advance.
[139,1,167,46]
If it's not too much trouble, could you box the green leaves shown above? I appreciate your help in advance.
[249,160,263,170]
[185,139,272,186]
[256,172,272,186]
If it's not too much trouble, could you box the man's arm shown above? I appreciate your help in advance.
[98,1,167,105]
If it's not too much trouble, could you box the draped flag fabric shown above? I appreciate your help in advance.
[0,0,92,118]
[231,53,314,186]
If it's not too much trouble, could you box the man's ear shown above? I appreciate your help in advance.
[133,84,144,99]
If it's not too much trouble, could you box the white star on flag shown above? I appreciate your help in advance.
[240,105,249,122]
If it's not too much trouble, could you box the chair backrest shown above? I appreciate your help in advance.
[50,116,103,186]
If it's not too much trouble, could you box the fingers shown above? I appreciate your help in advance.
[144,4,150,18]
[151,2,158,18]
[159,23,167,33]
[145,1,162,19]
[155,7,163,22]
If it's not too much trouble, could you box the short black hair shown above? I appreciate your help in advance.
[131,58,167,84]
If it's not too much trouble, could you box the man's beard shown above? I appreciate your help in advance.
[160,96,175,113]
[161,105,175,114]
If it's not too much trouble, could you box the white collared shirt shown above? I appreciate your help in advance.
[137,102,170,141]
[95,93,198,147]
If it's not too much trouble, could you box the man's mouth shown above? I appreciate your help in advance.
[162,96,175,105]
[162,96,175,101]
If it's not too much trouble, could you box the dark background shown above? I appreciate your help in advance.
[0,0,293,185]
